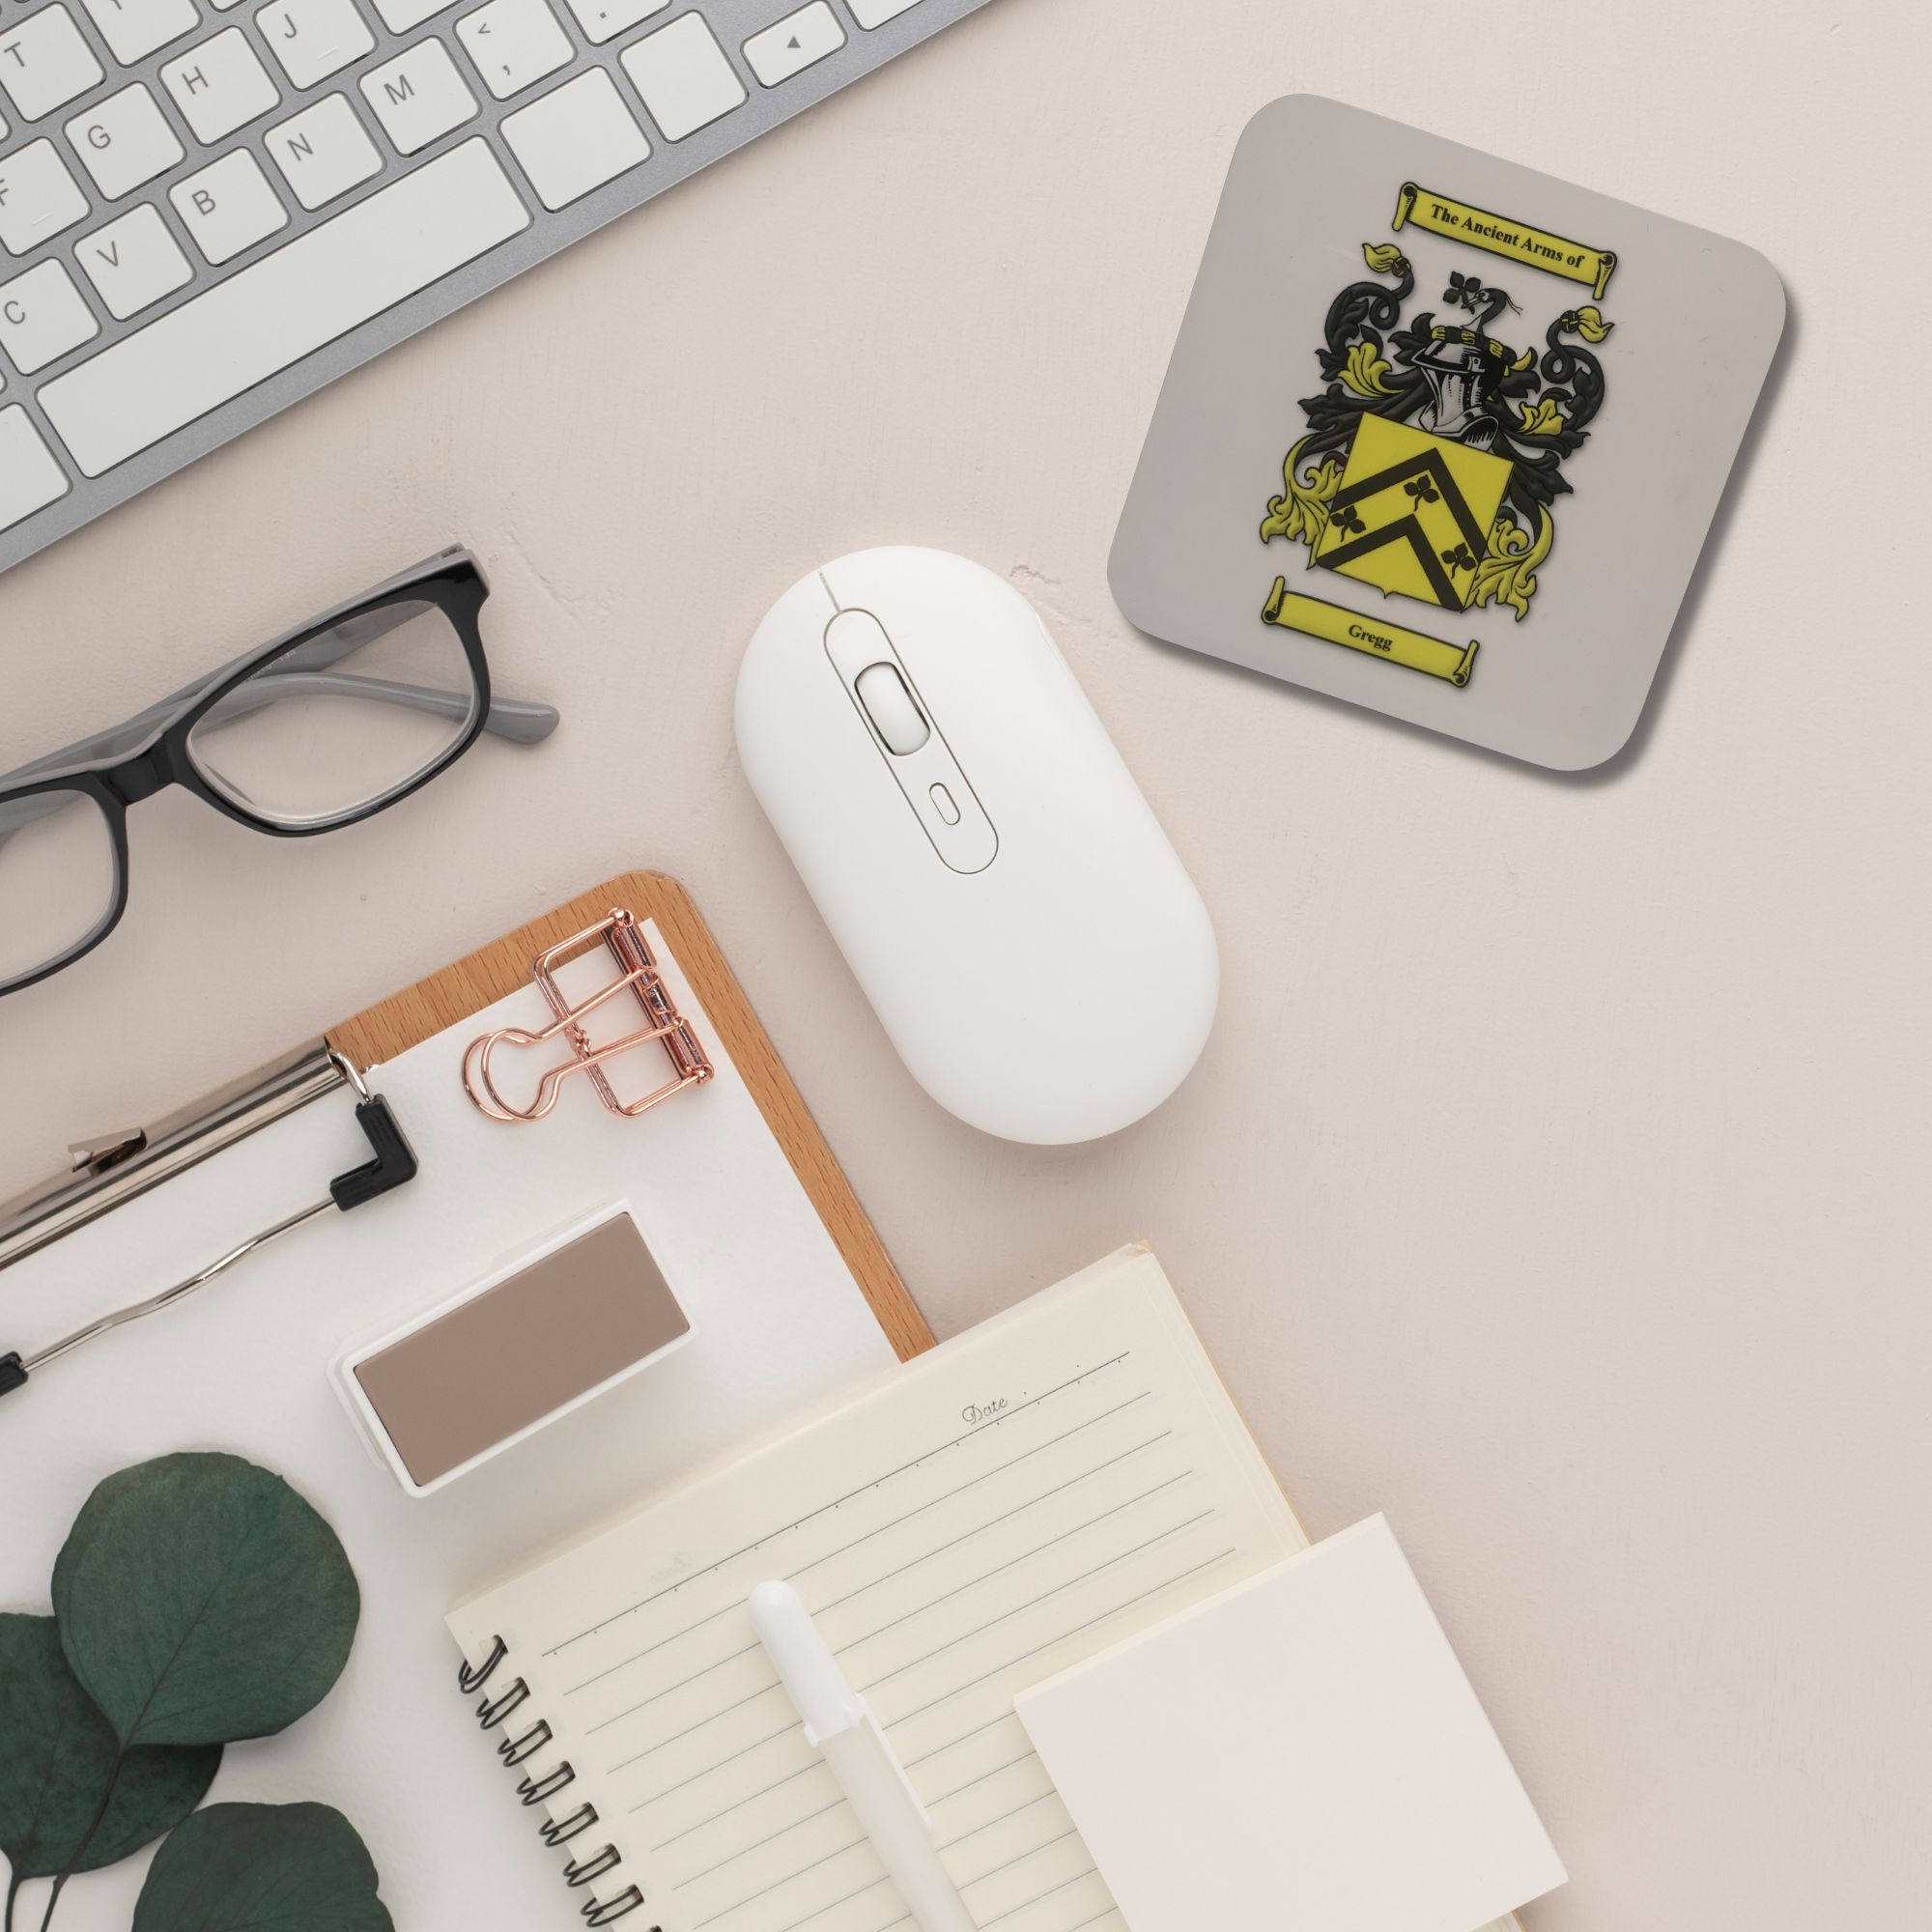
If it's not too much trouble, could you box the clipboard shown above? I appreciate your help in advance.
[0,872,940,1932]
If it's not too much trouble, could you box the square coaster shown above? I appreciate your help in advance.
[1111,96,1785,769]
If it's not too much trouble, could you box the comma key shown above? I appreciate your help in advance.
[456,0,574,100]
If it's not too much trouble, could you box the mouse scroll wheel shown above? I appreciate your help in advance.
[854,662,930,756]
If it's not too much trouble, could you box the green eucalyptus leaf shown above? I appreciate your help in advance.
[131,1803,393,1932]
[0,1614,219,1879]
[52,1452,360,1747]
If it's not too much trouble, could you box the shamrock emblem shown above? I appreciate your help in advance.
[1331,504,1366,537]
[1440,542,1478,574]
[1445,270,1488,310]
[1403,475,1440,505]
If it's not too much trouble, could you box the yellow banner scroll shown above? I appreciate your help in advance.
[1393,183,1617,300]
[1263,580,1480,688]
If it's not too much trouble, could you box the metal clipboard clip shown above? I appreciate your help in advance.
[462,909,713,1124]
[0,1048,417,1401]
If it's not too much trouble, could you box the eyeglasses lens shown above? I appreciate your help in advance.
[0,787,119,991]
[185,598,480,830]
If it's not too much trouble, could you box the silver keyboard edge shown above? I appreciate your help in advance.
[0,0,996,578]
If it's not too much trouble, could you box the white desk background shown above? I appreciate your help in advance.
[2,1,1926,1925]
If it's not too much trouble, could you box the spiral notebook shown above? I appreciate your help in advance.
[447,1247,1519,1932]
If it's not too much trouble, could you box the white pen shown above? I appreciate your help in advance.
[750,1580,979,1932]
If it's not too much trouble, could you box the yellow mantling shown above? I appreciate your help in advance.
[1468,505,1552,621]
[1260,435,1343,551]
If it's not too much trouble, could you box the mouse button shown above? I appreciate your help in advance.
[926,796,997,874]
[823,608,895,679]
[853,661,930,756]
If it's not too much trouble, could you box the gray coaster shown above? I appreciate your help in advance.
[1111,96,1785,770]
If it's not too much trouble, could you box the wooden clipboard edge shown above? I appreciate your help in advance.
[325,868,934,1364]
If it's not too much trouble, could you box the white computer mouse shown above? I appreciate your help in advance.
[735,547,1217,1145]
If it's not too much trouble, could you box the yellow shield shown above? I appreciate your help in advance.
[1314,415,1514,611]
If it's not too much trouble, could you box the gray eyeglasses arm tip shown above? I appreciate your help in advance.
[484,694,561,744]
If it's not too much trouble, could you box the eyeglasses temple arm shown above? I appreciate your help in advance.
[212,668,560,743]
[1,672,556,787]
[0,584,550,787]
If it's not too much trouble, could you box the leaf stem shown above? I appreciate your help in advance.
[36,1745,128,1932]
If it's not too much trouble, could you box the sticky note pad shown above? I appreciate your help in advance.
[1015,1516,1566,1932]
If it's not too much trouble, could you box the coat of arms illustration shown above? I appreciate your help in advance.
[1261,183,1617,689]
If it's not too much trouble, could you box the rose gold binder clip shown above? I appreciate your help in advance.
[463,908,713,1124]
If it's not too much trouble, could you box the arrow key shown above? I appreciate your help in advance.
[744,1,844,87]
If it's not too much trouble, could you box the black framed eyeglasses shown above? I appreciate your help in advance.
[0,547,557,997]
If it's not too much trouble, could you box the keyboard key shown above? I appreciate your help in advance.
[502,68,646,210]
[619,14,744,141]
[744,1,843,86]
[0,259,99,373]
[371,0,452,34]
[0,9,105,126]
[162,30,281,145]
[75,202,192,318]
[556,0,665,48]
[360,37,476,154]
[66,84,185,200]
[42,139,529,475]
[0,404,70,531]
[455,0,572,100]
[847,0,922,23]
[170,147,289,262]
[266,92,381,208]
[0,139,90,256]
[76,0,199,67]
[257,0,377,90]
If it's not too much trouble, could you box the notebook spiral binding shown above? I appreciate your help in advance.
[460,1636,654,1928]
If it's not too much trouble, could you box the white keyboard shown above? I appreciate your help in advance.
[0,0,990,572]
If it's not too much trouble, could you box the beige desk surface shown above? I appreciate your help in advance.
[3,0,1926,1923]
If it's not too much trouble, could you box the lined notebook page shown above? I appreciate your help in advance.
[448,1248,1304,1932]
